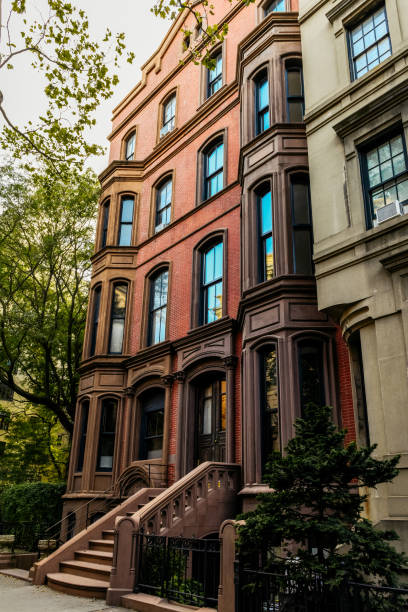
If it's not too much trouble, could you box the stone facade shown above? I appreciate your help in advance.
[299,0,408,551]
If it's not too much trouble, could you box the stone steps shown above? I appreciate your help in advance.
[47,571,109,599]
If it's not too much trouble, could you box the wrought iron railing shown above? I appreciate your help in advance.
[0,521,44,552]
[234,562,408,612]
[135,532,220,608]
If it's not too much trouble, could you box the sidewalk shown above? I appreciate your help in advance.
[0,574,122,612]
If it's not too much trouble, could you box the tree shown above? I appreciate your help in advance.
[0,164,98,436]
[0,0,134,174]
[238,405,407,593]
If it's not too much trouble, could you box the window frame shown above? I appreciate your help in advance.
[138,388,165,461]
[254,68,270,136]
[117,195,135,247]
[256,182,274,283]
[203,137,224,201]
[285,60,305,123]
[206,50,223,99]
[89,285,102,357]
[259,344,281,471]
[359,126,408,228]
[264,0,286,17]
[147,268,169,346]
[96,398,118,472]
[200,240,224,326]
[160,92,177,139]
[124,131,136,161]
[108,282,129,355]
[154,176,173,233]
[290,173,314,275]
[100,200,110,249]
[347,3,392,82]
[76,399,89,472]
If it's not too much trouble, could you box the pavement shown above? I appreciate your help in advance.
[0,574,123,612]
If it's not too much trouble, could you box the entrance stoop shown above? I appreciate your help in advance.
[121,592,216,612]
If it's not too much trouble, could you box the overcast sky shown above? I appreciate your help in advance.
[1,0,170,174]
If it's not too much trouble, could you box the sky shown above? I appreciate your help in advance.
[0,0,170,174]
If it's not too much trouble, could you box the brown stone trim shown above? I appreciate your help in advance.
[122,340,173,370]
[190,229,228,329]
[174,316,236,350]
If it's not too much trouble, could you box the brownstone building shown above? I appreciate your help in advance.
[33,0,354,607]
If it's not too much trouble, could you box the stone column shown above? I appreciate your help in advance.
[120,387,135,476]
[161,374,174,486]
[175,370,186,481]
[224,356,237,464]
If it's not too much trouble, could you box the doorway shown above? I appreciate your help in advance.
[195,377,226,464]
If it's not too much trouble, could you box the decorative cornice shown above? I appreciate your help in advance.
[379,249,408,273]
[78,356,128,375]
[173,316,237,351]
[122,341,173,370]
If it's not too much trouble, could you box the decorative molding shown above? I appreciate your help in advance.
[161,374,175,387]
[124,387,136,397]
[380,250,408,273]
[224,355,238,370]
[175,371,186,383]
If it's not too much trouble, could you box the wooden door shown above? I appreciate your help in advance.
[196,378,226,464]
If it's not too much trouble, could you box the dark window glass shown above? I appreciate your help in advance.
[139,389,165,460]
[261,347,280,471]
[204,141,224,199]
[101,202,109,249]
[286,63,304,122]
[118,197,134,246]
[264,0,285,15]
[257,185,274,281]
[255,70,270,135]
[363,132,408,225]
[207,52,222,98]
[291,177,313,275]
[155,178,172,232]
[148,269,168,346]
[160,94,176,138]
[349,5,391,80]
[201,241,223,324]
[125,132,135,161]
[96,398,117,471]
[109,284,128,354]
[76,400,89,472]
[90,286,101,356]
[196,378,226,464]
[298,341,326,413]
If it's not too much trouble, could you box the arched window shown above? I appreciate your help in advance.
[201,241,223,324]
[96,398,117,471]
[264,0,286,16]
[89,285,101,356]
[254,69,270,135]
[291,175,313,275]
[155,177,172,232]
[160,93,176,138]
[285,61,304,122]
[203,139,224,200]
[100,201,110,249]
[257,183,274,281]
[76,400,89,472]
[124,131,135,161]
[298,340,326,413]
[108,283,128,354]
[207,50,222,98]
[148,269,169,346]
[118,196,134,246]
[260,345,280,470]
[139,388,165,460]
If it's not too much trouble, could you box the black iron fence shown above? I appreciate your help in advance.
[0,521,44,552]
[135,532,220,608]
[235,563,408,612]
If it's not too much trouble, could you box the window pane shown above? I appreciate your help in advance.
[392,153,406,176]
[294,230,313,275]
[265,0,285,15]
[288,101,304,122]
[384,185,397,205]
[264,236,274,280]
[121,198,134,223]
[214,242,223,280]
[260,191,272,234]
[112,285,128,317]
[126,133,135,160]
[299,343,325,411]
[119,224,132,246]
[258,79,269,110]
[109,319,124,353]
[292,182,310,225]
[262,347,280,469]
[202,397,212,434]
[220,380,227,431]
[214,281,223,319]
[366,148,379,169]
[380,158,393,182]
[287,69,302,96]
[368,165,381,187]
[371,188,385,214]
[204,247,215,284]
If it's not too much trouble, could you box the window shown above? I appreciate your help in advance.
[257,184,274,281]
[101,201,109,249]
[96,398,117,471]
[118,197,134,246]
[89,286,101,356]
[255,70,270,135]
[298,340,326,413]
[349,5,391,80]
[285,62,304,122]
[291,176,313,275]
[261,347,280,470]
[155,178,172,232]
[362,131,408,225]
[125,132,135,161]
[264,0,285,16]
[204,139,224,200]
[160,94,176,138]
[139,389,164,460]
[148,269,168,346]
[196,377,226,464]
[76,400,89,472]
[201,241,223,324]
[109,283,128,354]
[207,51,222,98]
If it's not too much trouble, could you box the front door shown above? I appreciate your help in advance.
[196,378,226,464]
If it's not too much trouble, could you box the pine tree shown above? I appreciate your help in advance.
[238,405,407,593]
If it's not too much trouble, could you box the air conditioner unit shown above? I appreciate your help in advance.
[376,200,403,225]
